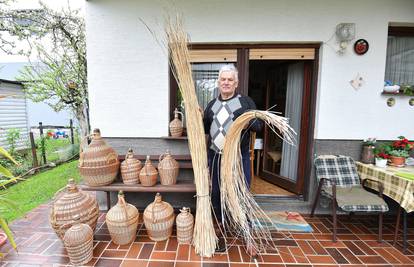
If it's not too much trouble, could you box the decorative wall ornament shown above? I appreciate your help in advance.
[354,39,369,55]
[349,73,364,90]
[387,97,395,107]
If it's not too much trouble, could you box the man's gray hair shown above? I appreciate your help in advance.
[218,64,239,82]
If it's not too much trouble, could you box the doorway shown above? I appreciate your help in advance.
[249,60,311,195]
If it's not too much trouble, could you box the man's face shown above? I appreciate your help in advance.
[218,71,238,96]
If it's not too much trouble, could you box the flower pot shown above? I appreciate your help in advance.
[390,156,406,167]
[0,232,7,247]
[375,158,388,168]
[361,145,375,164]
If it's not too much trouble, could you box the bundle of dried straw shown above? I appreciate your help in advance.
[221,110,296,253]
[164,16,217,257]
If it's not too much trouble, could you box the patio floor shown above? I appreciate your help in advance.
[1,203,414,266]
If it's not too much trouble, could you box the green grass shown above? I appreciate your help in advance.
[38,138,78,163]
[1,160,81,222]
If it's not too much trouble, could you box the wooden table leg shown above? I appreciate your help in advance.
[106,191,111,211]
[403,209,407,252]
[394,206,401,246]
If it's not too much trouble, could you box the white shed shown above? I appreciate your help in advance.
[0,79,29,151]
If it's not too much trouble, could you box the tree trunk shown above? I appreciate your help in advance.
[76,104,89,138]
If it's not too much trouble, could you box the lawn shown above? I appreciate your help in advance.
[2,160,80,222]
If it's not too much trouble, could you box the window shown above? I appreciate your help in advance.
[385,27,414,87]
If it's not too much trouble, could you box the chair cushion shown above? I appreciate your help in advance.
[315,155,360,187]
[323,185,389,212]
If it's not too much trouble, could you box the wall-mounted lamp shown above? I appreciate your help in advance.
[336,23,356,54]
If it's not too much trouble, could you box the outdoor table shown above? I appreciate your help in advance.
[356,162,414,250]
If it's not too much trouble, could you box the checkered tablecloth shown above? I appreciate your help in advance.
[356,162,414,213]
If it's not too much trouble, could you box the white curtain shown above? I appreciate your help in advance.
[385,36,414,85]
[280,62,304,181]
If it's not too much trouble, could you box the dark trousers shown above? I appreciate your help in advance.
[208,149,252,222]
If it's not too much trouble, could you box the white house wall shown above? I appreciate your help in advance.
[85,0,414,140]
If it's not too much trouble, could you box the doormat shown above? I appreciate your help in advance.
[255,211,313,232]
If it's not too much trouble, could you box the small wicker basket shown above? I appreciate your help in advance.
[158,150,179,185]
[106,191,139,245]
[139,155,158,187]
[63,216,93,266]
[121,148,142,185]
[169,108,184,137]
[143,193,174,241]
[50,179,99,239]
[176,207,194,244]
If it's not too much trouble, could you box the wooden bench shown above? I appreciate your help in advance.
[79,154,196,210]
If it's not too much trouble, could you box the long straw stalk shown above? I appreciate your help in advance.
[164,15,217,257]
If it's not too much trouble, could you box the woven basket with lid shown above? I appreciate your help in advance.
[121,148,142,185]
[79,128,119,186]
[143,193,174,241]
[50,179,99,239]
[106,191,139,245]
[139,155,158,187]
[63,216,93,266]
[176,207,194,244]
[169,108,183,137]
[158,150,179,185]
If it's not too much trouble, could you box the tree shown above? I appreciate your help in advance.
[0,0,90,137]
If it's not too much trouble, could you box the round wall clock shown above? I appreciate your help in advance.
[354,39,369,55]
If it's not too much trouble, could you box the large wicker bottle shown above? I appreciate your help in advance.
[143,193,174,241]
[79,128,119,186]
[176,207,194,244]
[106,191,139,245]
[50,179,99,239]
[63,216,93,266]
[158,150,179,185]
[121,148,142,185]
[139,155,158,186]
[169,108,183,137]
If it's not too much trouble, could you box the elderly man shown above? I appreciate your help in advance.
[203,64,262,253]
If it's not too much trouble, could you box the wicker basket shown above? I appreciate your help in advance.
[176,207,194,244]
[158,150,179,185]
[106,191,139,245]
[143,193,174,241]
[63,217,93,266]
[121,148,142,185]
[139,155,158,187]
[79,128,120,186]
[169,108,183,137]
[50,179,99,239]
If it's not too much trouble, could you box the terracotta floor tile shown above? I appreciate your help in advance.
[121,259,148,267]
[318,240,346,248]
[374,248,401,264]
[203,252,228,262]
[95,258,123,266]
[278,247,295,263]
[119,243,132,250]
[151,251,176,261]
[107,241,119,249]
[307,240,328,255]
[166,237,178,251]
[353,240,377,255]
[337,248,362,264]
[307,255,336,264]
[138,243,154,259]
[343,241,365,255]
[93,241,109,258]
[326,247,348,264]
[259,254,283,263]
[202,263,230,267]
[357,255,388,264]
[154,240,167,251]
[101,249,127,258]
[147,261,175,267]
[384,247,414,264]
[126,243,142,258]
[296,240,315,255]
[291,233,314,240]
[175,262,202,267]
[227,245,241,263]
[288,247,309,264]
[189,246,202,261]
[177,244,190,261]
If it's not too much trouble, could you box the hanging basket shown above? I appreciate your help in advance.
[121,148,142,185]
[106,191,139,245]
[158,150,179,185]
[79,128,120,186]
[143,193,174,241]
[139,155,158,187]
[63,217,94,266]
[50,179,99,239]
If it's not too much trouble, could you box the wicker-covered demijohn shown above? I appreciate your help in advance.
[106,191,139,245]
[176,207,194,244]
[121,148,142,185]
[158,150,179,185]
[169,108,184,137]
[79,128,120,186]
[139,155,158,187]
[63,216,93,266]
[143,193,175,241]
[50,179,99,239]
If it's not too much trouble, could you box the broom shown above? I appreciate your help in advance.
[164,15,217,257]
[221,110,296,253]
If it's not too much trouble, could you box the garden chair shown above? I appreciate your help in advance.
[311,155,388,242]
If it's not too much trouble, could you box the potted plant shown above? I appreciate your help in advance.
[361,137,376,164]
[374,152,390,168]
[384,136,414,167]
